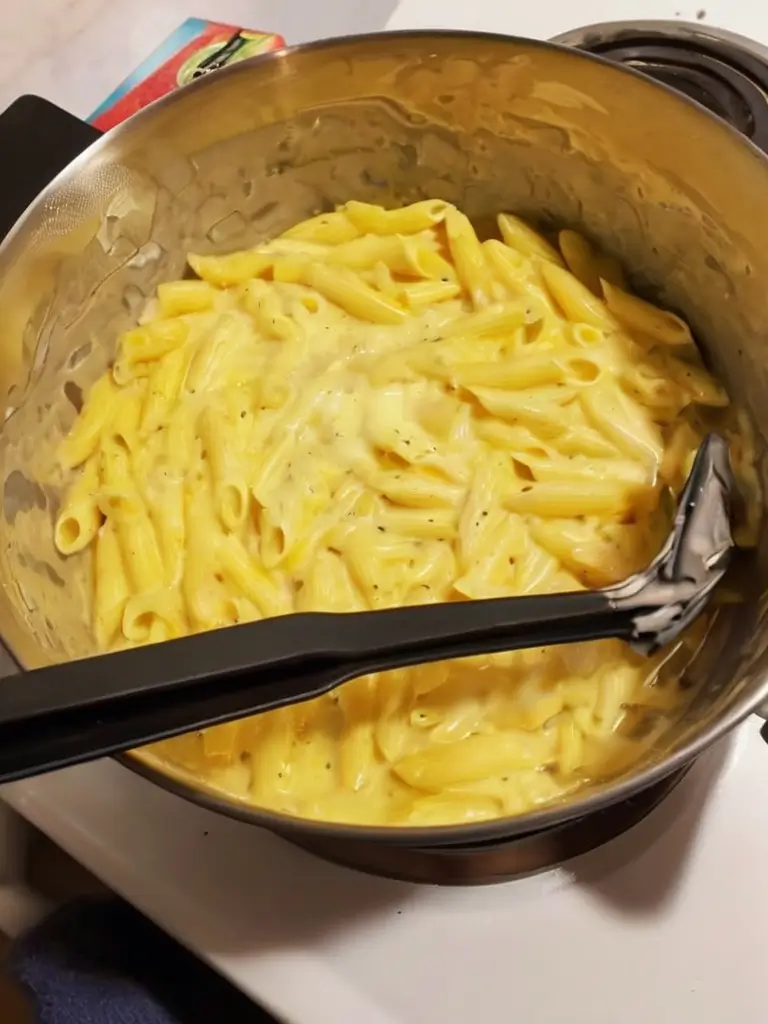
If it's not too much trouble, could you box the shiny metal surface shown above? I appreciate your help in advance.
[287,767,690,884]
[0,31,767,852]
[606,433,734,655]
[552,21,768,154]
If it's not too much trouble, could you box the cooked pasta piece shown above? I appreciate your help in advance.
[58,375,119,469]
[445,207,493,308]
[188,250,272,287]
[197,406,251,532]
[602,280,693,346]
[92,521,130,650]
[540,261,618,330]
[306,263,408,324]
[281,209,360,245]
[343,198,449,235]
[157,279,217,317]
[498,212,564,265]
[113,319,188,384]
[54,456,103,555]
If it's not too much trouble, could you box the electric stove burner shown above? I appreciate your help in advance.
[289,767,689,885]
[553,20,768,155]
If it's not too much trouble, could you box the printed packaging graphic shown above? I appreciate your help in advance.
[89,18,285,130]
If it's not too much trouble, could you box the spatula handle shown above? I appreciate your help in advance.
[0,588,626,783]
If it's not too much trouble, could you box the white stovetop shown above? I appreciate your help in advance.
[2,2,768,1023]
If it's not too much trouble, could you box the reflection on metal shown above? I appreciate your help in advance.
[288,767,691,884]
[608,433,733,654]
[554,20,768,153]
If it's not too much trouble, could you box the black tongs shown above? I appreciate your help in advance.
[0,434,734,784]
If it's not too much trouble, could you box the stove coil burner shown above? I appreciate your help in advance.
[554,21,768,155]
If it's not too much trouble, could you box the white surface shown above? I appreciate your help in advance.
[2,727,768,1024]
[2,1,768,1023]
[386,0,768,39]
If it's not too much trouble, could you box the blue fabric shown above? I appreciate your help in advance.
[7,897,278,1024]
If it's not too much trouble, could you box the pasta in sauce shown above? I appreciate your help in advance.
[53,201,759,826]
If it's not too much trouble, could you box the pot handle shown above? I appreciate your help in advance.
[0,95,102,242]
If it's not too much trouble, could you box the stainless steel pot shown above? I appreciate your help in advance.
[0,31,767,867]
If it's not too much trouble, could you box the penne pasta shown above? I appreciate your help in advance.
[52,198,758,830]
[580,379,663,469]
[498,213,564,265]
[281,209,360,245]
[558,229,603,295]
[249,707,295,805]
[217,532,292,618]
[469,385,576,436]
[99,442,165,595]
[399,279,462,308]
[505,479,644,518]
[140,345,193,434]
[54,456,103,555]
[328,233,426,274]
[181,476,229,630]
[106,386,143,453]
[342,199,449,235]
[188,249,272,287]
[148,454,186,587]
[92,521,130,650]
[157,279,217,317]
[58,375,119,469]
[197,406,251,532]
[337,675,377,792]
[602,280,693,346]
[394,730,558,790]
[243,279,300,341]
[306,263,408,324]
[540,261,618,330]
[445,207,492,307]
[113,319,188,384]
[122,589,185,644]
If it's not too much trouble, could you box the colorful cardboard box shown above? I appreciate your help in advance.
[89,18,285,130]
